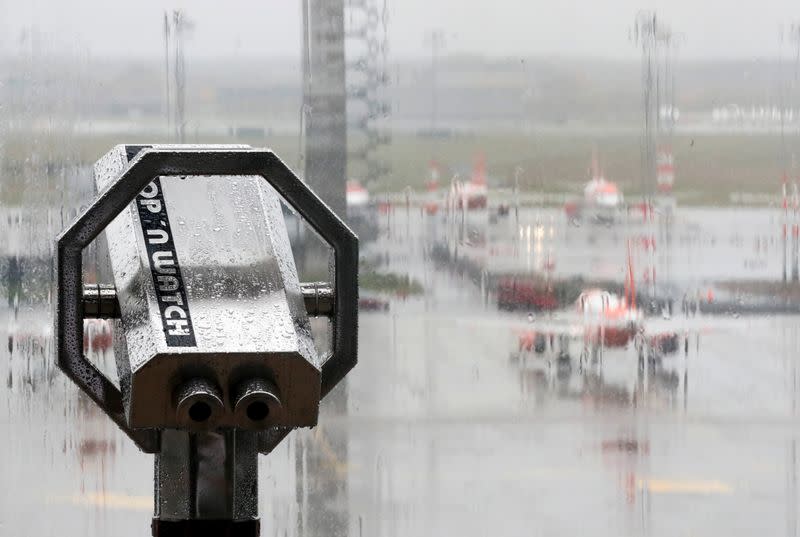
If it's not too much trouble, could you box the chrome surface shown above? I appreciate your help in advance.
[83,281,337,320]
[81,283,121,319]
[173,378,225,431]
[300,282,335,317]
[232,378,282,430]
[94,145,320,432]
[55,144,359,451]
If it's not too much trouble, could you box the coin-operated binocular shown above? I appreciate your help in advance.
[55,145,358,536]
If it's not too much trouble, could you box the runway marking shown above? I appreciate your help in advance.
[639,478,734,495]
[50,492,152,511]
[313,426,351,477]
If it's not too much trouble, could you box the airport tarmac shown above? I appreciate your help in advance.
[2,205,800,536]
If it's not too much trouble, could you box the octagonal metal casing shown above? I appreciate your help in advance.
[55,145,359,452]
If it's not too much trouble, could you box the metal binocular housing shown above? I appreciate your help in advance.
[55,145,358,454]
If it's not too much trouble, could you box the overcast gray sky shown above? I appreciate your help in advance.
[1,0,798,60]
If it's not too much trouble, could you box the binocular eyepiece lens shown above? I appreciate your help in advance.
[173,377,282,429]
[233,378,282,429]
[174,378,224,429]
[188,401,213,423]
[246,400,270,421]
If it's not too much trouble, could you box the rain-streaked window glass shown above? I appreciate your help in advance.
[2,2,800,536]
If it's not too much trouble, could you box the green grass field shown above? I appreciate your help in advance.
[0,129,789,206]
[370,131,786,205]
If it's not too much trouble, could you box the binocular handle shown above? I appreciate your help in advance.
[55,147,358,453]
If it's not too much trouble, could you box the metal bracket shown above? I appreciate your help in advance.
[55,147,358,453]
[82,283,122,318]
[84,281,334,320]
[300,282,335,317]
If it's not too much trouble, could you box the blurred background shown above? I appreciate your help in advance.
[4,1,800,535]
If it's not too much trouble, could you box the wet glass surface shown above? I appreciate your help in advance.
[3,2,800,536]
